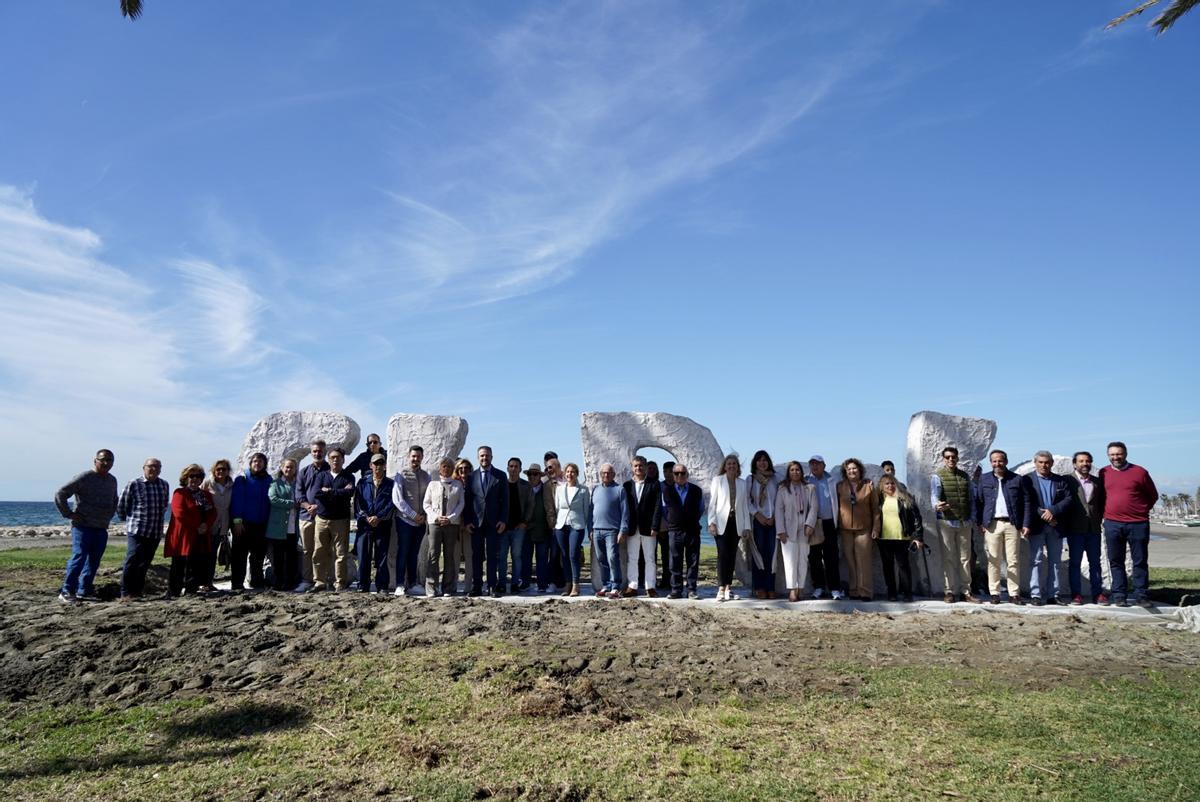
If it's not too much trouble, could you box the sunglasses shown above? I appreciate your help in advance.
[673,471,687,476]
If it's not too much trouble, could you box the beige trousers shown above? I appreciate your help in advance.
[983,519,1024,598]
[313,516,351,589]
[840,529,874,599]
[300,518,317,584]
[938,521,973,595]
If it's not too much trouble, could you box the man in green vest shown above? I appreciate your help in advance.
[930,446,981,604]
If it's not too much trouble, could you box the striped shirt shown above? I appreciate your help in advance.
[117,476,171,538]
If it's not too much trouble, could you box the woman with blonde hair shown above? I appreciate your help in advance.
[554,462,592,597]
[199,458,234,593]
[163,464,217,597]
[447,458,475,595]
[775,461,819,602]
[423,457,465,597]
[837,457,880,601]
[877,474,923,602]
[708,454,750,601]
[266,458,300,591]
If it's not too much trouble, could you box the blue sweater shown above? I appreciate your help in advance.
[590,482,628,533]
[231,469,272,524]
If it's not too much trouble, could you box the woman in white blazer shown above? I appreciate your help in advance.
[708,454,751,602]
[775,461,820,602]
[554,463,592,597]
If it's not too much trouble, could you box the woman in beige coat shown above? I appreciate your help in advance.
[837,457,881,601]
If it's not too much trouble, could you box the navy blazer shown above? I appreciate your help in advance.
[973,470,1032,529]
[468,466,509,529]
[1022,471,1073,534]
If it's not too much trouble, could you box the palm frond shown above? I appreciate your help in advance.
[1152,0,1200,33]
[121,0,143,20]
[1106,0,1163,29]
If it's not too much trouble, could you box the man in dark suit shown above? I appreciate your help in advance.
[468,446,509,597]
[662,463,704,599]
[973,449,1033,604]
[622,455,662,597]
[1021,451,1074,606]
[1063,451,1108,605]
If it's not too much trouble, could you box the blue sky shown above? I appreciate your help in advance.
[1,1,1198,500]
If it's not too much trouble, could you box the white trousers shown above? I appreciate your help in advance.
[780,536,810,590]
[625,533,657,589]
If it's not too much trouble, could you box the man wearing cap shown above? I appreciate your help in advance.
[355,454,396,593]
[116,457,171,600]
[56,449,119,603]
[523,463,555,592]
[807,456,844,600]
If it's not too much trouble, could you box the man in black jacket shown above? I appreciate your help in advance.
[1063,451,1108,605]
[622,455,662,597]
[662,463,704,599]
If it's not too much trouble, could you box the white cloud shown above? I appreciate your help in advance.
[171,258,265,364]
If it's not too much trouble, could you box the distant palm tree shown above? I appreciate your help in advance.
[121,0,142,20]
[1107,0,1198,34]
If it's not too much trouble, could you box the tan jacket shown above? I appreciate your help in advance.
[837,479,881,536]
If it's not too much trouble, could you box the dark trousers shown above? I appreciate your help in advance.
[121,534,160,597]
[668,529,700,593]
[470,525,486,592]
[533,538,553,589]
[751,519,776,591]
[1105,520,1150,602]
[657,532,671,588]
[396,520,425,588]
[168,555,205,596]
[1067,531,1103,597]
[877,540,913,597]
[521,531,535,587]
[231,520,268,590]
[715,515,739,586]
[809,518,841,593]
[270,534,300,590]
[357,523,392,592]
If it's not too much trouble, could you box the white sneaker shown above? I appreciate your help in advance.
[831,589,845,600]
[394,586,406,597]
[716,588,727,602]
[58,591,77,603]
[811,587,825,599]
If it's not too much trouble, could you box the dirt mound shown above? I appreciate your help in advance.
[2,575,1199,711]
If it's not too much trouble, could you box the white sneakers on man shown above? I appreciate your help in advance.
[394,586,406,597]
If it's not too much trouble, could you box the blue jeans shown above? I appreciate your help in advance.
[121,533,160,597]
[508,527,527,587]
[533,538,553,589]
[1067,532,1103,598]
[1027,528,1063,600]
[395,520,425,588]
[357,524,391,591]
[556,526,586,584]
[752,519,776,592]
[62,525,108,596]
[594,528,622,591]
[487,528,512,590]
[1105,520,1150,602]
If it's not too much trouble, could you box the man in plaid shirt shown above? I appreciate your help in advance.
[117,458,170,599]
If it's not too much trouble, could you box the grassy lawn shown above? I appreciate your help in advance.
[1,640,1197,801]
[0,546,127,571]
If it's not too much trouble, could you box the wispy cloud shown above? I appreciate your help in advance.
[344,0,916,310]
[171,258,265,364]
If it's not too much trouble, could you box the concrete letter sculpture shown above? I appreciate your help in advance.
[581,411,725,592]
[238,411,361,473]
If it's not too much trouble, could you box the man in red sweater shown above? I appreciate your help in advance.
[1099,441,1159,608]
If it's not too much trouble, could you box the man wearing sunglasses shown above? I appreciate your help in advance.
[662,464,704,599]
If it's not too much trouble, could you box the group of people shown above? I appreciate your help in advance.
[52,437,1159,610]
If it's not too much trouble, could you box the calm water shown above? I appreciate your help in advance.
[0,501,168,527]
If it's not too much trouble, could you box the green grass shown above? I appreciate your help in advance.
[0,546,127,571]
[3,641,1198,801]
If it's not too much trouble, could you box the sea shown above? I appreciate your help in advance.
[0,501,169,527]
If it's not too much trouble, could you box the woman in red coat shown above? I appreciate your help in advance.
[164,463,217,597]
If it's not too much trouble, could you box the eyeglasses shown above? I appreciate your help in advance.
[188,473,204,479]
[367,440,381,445]
[673,470,687,476]
[943,455,958,461]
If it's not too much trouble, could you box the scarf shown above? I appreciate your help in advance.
[752,472,772,507]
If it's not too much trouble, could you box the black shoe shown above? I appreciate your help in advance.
[490,588,501,598]
[667,591,682,600]
[517,581,530,591]
[1135,598,1155,609]
[900,594,913,603]
[687,590,699,600]
[1115,597,1130,607]
[1031,597,1045,607]
[886,594,898,602]
[468,588,482,597]
[1045,597,1059,606]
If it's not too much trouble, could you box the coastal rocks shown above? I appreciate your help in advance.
[384,414,469,477]
[579,412,724,489]
[238,412,361,472]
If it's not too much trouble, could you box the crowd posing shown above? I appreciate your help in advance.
[53,438,1159,609]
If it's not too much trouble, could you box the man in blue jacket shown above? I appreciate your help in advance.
[311,447,356,591]
[230,452,273,592]
[468,446,509,597]
[1022,451,1073,606]
[355,454,396,594]
[973,450,1032,605]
